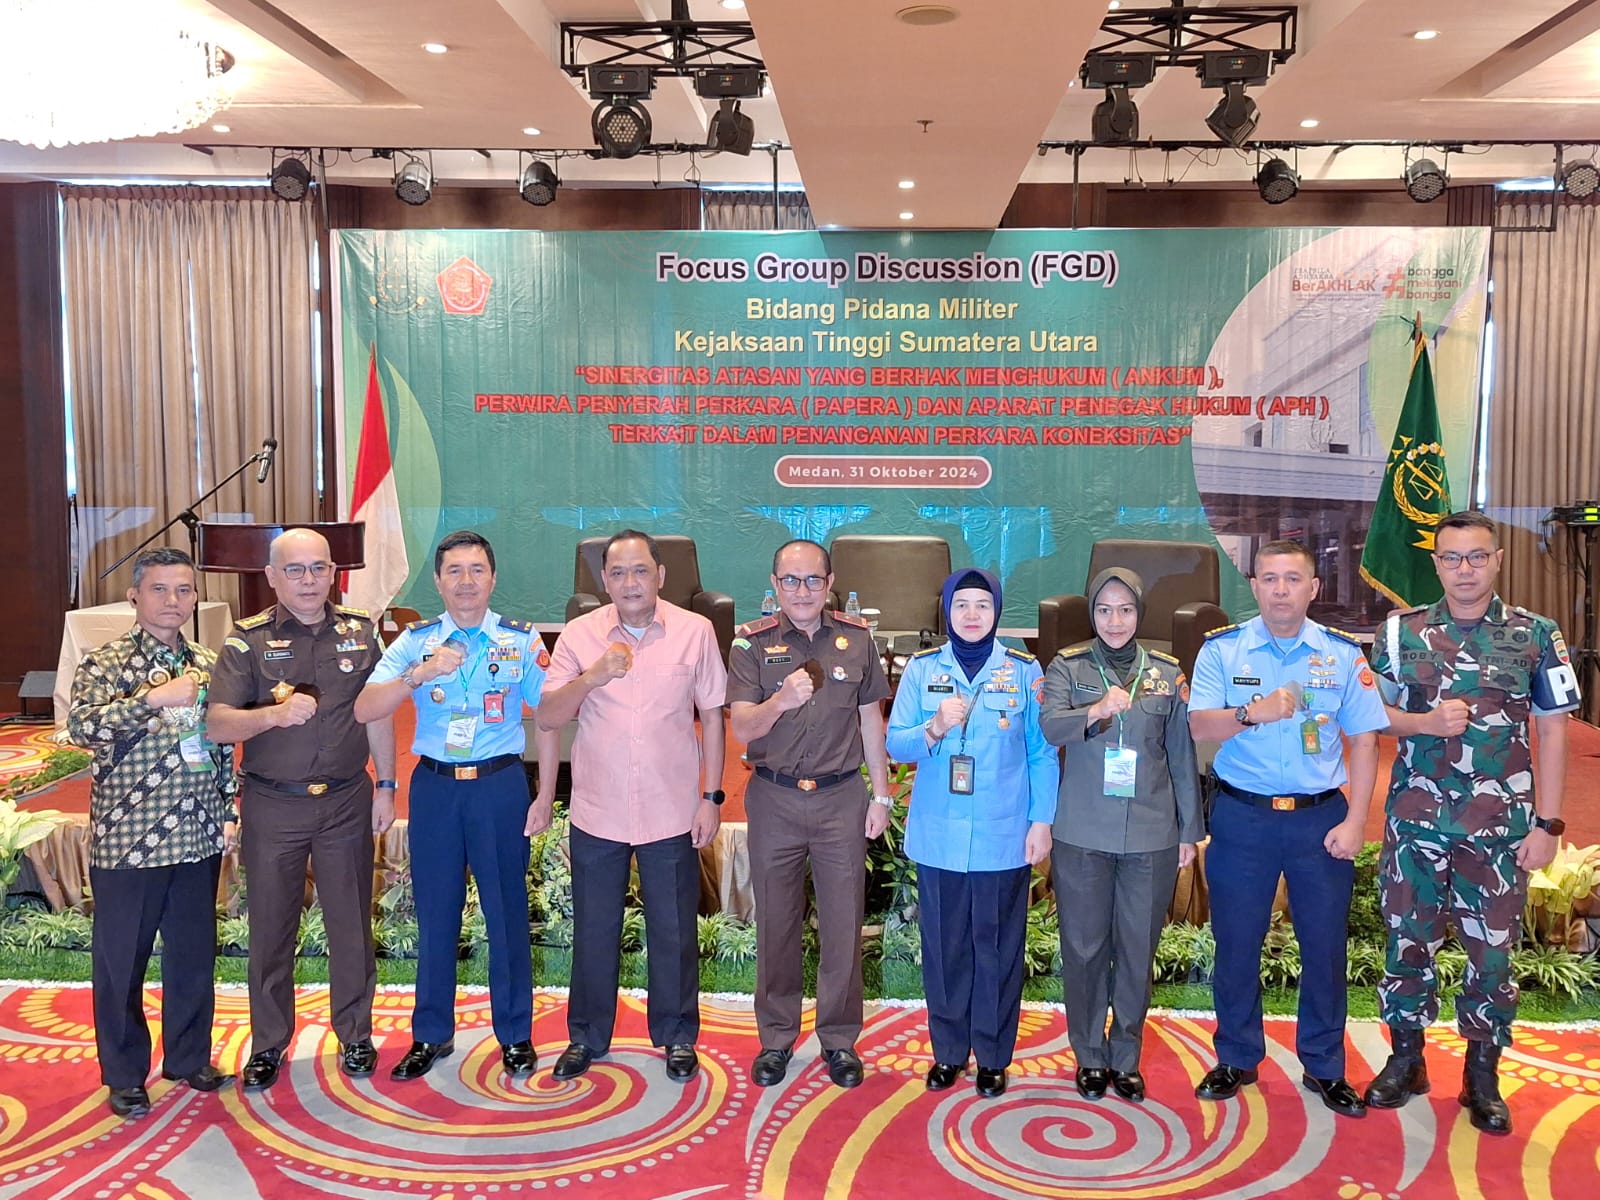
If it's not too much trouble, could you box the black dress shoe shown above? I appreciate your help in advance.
[665,1043,700,1082]
[241,1048,285,1090]
[822,1048,864,1088]
[161,1064,235,1091]
[1110,1070,1146,1102]
[389,1040,454,1082]
[751,1047,793,1087]
[926,1062,964,1091]
[1303,1074,1367,1118]
[1195,1063,1259,1100]
[501,1041,537,1076]
[107,1086,150,1118]
[975,1067,1008,1097]
[1075,1067,1110,1100]
[552,1043,602,1080]
[340,1039,378,1077]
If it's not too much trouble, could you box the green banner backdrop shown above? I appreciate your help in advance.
[335,227,1488,630]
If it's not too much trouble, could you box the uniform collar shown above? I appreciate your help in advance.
[932,639,1007,678]
[439,607,501,642]
[601,599,669,639]
[128,623,190,663]
[1242,613,1326,654]
[1424,595,1507,627]
[270,600,336,632]
[777,609,836,640]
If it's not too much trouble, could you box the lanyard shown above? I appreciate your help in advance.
[1089,644,1146,747]
[452,629,489,707]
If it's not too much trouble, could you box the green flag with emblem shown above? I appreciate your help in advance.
[1360,319,1451,607]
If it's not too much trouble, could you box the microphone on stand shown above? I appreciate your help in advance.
[255,437,278,484]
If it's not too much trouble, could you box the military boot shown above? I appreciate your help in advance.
[1458,1041,1511,1135]
[1365,1026,1429,1108]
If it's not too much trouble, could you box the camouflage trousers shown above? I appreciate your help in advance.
[1378,817,1527,1045]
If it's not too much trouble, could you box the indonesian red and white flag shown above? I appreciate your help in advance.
[342,345,410,616]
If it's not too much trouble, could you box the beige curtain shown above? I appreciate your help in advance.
[1488,197,1600,706]
[62,186,318,607]
[702,188,814,230]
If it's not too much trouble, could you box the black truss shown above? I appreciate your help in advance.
[1090,4,1298,70]
[559,20,762,78]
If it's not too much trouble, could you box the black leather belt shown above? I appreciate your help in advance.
[753,765,857,793]
[1218,782,1342,812]
[244,772,365,797]
[418,753,522,782]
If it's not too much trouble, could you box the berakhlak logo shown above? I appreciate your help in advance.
[437,256,493,315]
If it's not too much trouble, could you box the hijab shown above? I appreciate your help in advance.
[1087,566,1146,680]
[942,567,1001,682]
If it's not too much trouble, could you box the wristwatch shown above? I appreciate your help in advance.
[400,661,422,689]
[1234,704,1256,727]
[703,790,726,807]
[1533,814,1566,837]
[871,794,895,809]
[376,779,398,791]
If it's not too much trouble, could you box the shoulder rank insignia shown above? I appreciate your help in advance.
[224,635,250,653]
[1203,623,1241,641]
[1324,625,1364,647]
[335,604,370,619]
[236,608,273,630]
[497,616,535,633]
[737,615,780,637]
[1004,646,1036,663]
[1149,649,1180,665]
[1055,644,1092,659]
[406,616,443,632]
[833,610,870,629]
[910,645,941,659]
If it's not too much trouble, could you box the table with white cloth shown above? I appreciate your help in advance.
[52,600,234,727]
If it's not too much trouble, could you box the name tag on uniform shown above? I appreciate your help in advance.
[263,650,293,661]
[765,654,793,665]
[1104,746,1137,797]
[445,709,478,758]
[928,683,954,694]
[1232,675,1260,686]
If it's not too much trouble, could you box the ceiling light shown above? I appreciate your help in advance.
[1108,1,1121,8]
[522,126,542,137]
[268,154,311,202]
[212,123,230,133]
[1404,157,1448,202]
[899,211,914,220]
[393,153,432,206]
[519,159,558,207]
[898,179,915,189]
[587,66,654,159]
[422,42,448,54]
[1413,30,1439,41]
[707,97,755,155]
[1558,157,1600,198]
[1205,82,1258,147]
[896,5,959,26]
[1082,53,1154,146]
[1256,157,1299,204]
[719,0,746,8]
[1092,86,1140,144]
[1299,118,1319,129]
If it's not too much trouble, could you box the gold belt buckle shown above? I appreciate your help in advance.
[307,782,328,796]
[797,777,817,792]
[1271,795,1296,812]
[455,765,479,781]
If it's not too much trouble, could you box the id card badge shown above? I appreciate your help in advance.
[483,690,506,724]
[179,727,211,773]
[1300,716,1321,756]
[445,707,478,759]
[949,754,975,795]
[1103,746,1138,797]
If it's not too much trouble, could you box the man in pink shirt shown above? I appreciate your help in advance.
[538,529,727,1082]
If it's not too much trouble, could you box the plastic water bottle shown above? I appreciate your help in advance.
[845,591,862,620]
[760,589,778,617]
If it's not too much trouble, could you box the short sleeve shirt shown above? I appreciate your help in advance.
[725,609,889,778]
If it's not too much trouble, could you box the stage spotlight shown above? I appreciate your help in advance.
[1091,87,1139,145]
[393,153,432,206]
[592,99,652,158]
[1205,83,1258,148]
[1558,156,1600,198]
[268,154,311,201]
[1256,156,1298,204]
[519,159,559,206]
[1404,157,1447,202]
[707,98,755,155]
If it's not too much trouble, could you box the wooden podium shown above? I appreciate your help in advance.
[196,522,366,617]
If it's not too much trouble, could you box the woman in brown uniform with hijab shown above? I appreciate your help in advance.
[1040,567,1204,1102]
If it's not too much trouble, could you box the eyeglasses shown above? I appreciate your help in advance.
[776,574,829,593]
[1433,550,1494,570]
[279,561,333,580]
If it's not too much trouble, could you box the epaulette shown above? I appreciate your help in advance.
[911,645,941,659]
[1203,623,1241,641]
[1324,625,1364,646]
[497,615,535,633]
[405,616,443,632]
[833,610,870,629]
[236,608,273,630]
[1055,644,1092,659]
[737,615,780,636]
[1149,649,1180,665]
[335,604,370,618]
[1391,604,1428,618]
[1004,646,1036,663]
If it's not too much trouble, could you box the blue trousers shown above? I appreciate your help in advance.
[407,763,533,1046]
[1206,792,1354,1079]
[917,862,1031,1071]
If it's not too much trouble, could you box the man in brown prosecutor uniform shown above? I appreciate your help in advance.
[727,538,893,1089]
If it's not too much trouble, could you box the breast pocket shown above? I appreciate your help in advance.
[981,689,1022,717]
[1138,692,1173,717]
[646,664,696,714]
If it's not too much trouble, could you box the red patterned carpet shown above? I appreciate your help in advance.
[1,984,1598,1199]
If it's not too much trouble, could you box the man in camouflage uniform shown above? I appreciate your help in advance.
[1364,510,1580,1134]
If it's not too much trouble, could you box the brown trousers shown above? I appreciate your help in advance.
[746,773,870,1052]
[240,776,376,1053]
